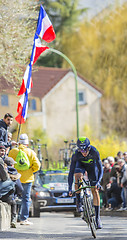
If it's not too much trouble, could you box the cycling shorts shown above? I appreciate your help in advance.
[74,161,99,186]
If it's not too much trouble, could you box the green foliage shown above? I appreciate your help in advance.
[81,124,127,161]
[61,3,127,136]
[82,124,94,139]
[32,128,50,145]
[91,135,127,161]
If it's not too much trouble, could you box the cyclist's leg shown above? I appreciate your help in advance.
[91,188,102,228]
[74,164,85,212]
[87,167,102,229]
[91,188,100,206]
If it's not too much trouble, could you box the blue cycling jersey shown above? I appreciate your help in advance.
[68,145,103,192]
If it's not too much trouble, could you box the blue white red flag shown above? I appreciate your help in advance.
[30,37,49,66]
[35,5,56,43]
[18,64,33,96]
[15,5,56,124]
[18,4,56,95]
[15,92,28,124]
[30,4,56,65]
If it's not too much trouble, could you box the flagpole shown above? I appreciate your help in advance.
[47,48,79,139]
[17,124,21,142]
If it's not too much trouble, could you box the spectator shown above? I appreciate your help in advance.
[9,133,40,225]
[8,132,12,142]
[114,156,119,163]
[123,152,127,164]
[117,151,123,160]
[4,156,16,167]
[0,144,6,160]
[102,158,107,166]
[7,166,23,225]
[0,152,16,228]
[6,132,13,155]
[121,161,127,210]
[101,160,111,208]
[4,156,23,222]
[117,159,127,210]
[107,156,115,168]
[107,177,122,210]
[117,159,126,183]
[110,159,119,179]
[0,113,17,149]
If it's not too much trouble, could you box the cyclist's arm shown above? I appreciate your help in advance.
[95,152,103,186]
[68,153,76,192]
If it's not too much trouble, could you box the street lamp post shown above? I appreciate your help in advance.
[47,48,79,138]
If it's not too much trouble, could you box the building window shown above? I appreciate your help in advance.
[78,91,87,105]
[29,99,36,110]
[1,95,8,106]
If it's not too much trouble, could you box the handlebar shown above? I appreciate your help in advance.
[74,185,95,193]
[71,178,103,196]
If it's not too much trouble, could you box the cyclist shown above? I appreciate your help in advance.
[68,137,103,229]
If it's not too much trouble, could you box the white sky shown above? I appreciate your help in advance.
[79,0,127,19]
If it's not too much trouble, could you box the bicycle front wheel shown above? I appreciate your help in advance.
[83,195,96,238]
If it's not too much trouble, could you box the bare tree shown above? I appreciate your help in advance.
[0,0,38,85]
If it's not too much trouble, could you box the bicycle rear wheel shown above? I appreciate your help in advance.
[83,195,96,238]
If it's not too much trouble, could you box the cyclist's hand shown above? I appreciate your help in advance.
[11,141,18,146]
[69,191,73,197]
[95,183,103,190]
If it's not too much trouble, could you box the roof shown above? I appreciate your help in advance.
[31,67,70,99]
[0,77,15,94]
[0,67,102,98]
[30,66,102,99]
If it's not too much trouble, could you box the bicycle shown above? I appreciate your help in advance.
[74,178,97,238]
[59,140,77,168]
[59,140,71,168]
[30,139,49,169]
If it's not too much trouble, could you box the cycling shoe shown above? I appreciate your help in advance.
[96,219,102,229]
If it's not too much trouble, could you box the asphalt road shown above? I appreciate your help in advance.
[0,212,127,240]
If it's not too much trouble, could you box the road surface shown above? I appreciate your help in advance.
[0,212,127,240]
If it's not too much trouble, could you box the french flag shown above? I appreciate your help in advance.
[36,5,56,43]
[30,5,56,65]
[15,92,28,124]
[18,4,56,95]
[30,37,49,66]
[18,64,33,96]
[15,5,56,124]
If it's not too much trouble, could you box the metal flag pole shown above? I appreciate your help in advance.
[47,48,79,139]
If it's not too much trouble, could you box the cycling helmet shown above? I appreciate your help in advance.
[77,137,90,150]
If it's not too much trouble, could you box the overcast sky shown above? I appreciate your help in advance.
[79,0,127,19]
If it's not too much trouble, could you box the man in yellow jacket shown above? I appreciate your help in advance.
[9,133,40,225]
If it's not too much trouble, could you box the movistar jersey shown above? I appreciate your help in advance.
[68,145,103,192]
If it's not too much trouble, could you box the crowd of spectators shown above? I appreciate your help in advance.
[0,113,40,228]
[101,151,127,211]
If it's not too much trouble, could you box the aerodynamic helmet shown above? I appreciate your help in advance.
[77,137,90,150]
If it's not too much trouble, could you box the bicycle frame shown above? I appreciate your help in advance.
[74,178,97,238]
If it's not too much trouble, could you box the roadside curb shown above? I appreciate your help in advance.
[101,209,127,217]
[0,201,11,231]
